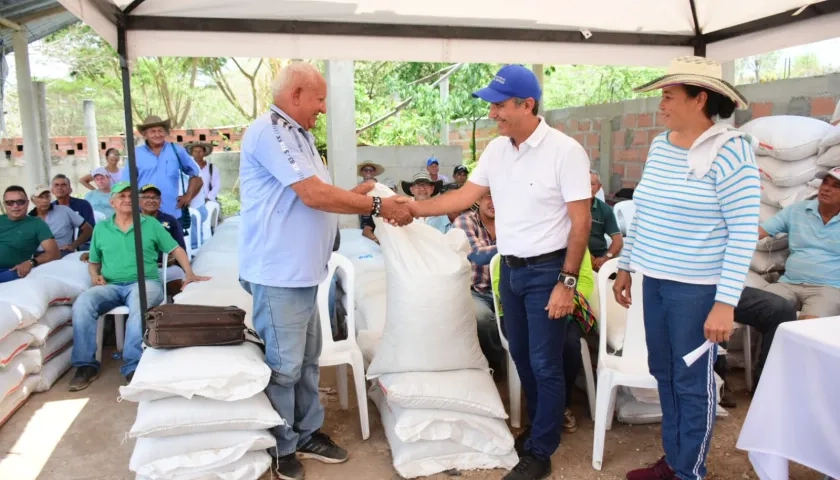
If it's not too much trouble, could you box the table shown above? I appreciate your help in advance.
[737,316,840,480]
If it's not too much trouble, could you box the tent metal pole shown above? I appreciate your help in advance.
[117,25,148,319]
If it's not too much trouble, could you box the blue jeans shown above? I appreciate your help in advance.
[643,276,718,480]
[471,290,505,371]
[71,281,164,377]
[240,280,324,457]
[499,253,568,461]
[190,204,208,249]
[0,269,19,283]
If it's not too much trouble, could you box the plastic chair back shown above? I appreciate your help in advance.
[317,253,357,349]
[596,258,647,361]
[613,200,636,236]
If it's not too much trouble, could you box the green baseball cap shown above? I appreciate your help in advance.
[111,181,131,196]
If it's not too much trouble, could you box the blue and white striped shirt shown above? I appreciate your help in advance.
[618,132,761,306]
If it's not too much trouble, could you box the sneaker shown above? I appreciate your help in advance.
[274,453,304,480]
[503,453,551,480]
[297,431,348,464]
[68,366,99,392]
[564,408,578,433]
[719,385,737,409]
[626,456,676,480]
[513,426,531,457]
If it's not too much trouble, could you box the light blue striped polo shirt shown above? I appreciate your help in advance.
[618,132,761,306]
[761,199,840,288]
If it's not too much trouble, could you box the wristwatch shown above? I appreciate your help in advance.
[606,253,614,259]
[29,258,37,267]
[558,273,577,289]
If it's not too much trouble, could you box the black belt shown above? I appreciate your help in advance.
[502,249,565,268]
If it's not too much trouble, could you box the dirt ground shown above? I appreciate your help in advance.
[0,350,827,480]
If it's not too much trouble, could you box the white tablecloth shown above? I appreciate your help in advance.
[737,316,840,480]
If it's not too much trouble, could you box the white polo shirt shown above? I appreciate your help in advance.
[469,118,591,258]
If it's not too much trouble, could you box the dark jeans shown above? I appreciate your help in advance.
[0,269,19,283]
[643,276,718,480]
[499,252,567,461]
[563,320,583,408]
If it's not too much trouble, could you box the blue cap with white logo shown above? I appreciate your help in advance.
[426,156,440,167]
[472,64,542,103]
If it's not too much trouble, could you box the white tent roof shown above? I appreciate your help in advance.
[58,0,840,66]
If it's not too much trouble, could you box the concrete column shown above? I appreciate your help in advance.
[84,100,100,171]
[532,64,545,115]
[33,81,51,181]
[721,61,736,125]
[324,60,358,228]
[439,77,449,145]
[13,30,47,186]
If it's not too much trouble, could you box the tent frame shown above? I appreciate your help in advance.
[98,0,840,317]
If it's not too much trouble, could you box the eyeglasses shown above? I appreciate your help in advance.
[4,199,26,207]
[361,167,375,173]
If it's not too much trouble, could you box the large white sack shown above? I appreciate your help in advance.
[0,330,34,368]
[758,155,827,187]
[29,252,92,292]
[0,302,22,342]
[760,181,817,208]
[0,350,40,399]
[32,347,72,392]
[381,386,515,456]
[0,276,81,328]
[740,115,835,160]
[357,329,382,367]
[0,375,37,427]
[22,306,72,347]
[119,343,271,403]
[355,271,387,308]
[366,184,488,377]
[750,249,789,274]
[129,393,284,439]
[135,451,272,480]
[817,144,840,168]
[616,388,728,425]
[20,325,73,372]
[174,289,253,329]
[129,430,275,479]
[759,202,780,222]
[818,126,840,153]
[371,386,518,479]
[745,270,769,289]
[377,370,507,419]
[755,234,789,252]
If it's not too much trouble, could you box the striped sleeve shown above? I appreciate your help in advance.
[617,211,639,272]
[712,136,761,306]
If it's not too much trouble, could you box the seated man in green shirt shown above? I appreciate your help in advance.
[588,170,623,271]
[68,182,209,391]
[0,185,60,283]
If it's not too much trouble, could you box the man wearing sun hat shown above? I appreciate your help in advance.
[357,161,385,183]
[404,64,593,480]
[402,172,453,234]
[67,181,209,391]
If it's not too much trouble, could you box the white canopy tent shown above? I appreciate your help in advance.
[53,0,840,313]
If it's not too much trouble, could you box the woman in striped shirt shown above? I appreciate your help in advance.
[614,57,761,480]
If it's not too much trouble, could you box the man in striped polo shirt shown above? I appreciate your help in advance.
[408,64,592,480]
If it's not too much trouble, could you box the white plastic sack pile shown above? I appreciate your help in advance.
[338,228,388,334]
[22,306,71,347]
[19,324,73,373]
[0,275,82,336]
[121,343,276,480]
[817,125,840,168]
[0,375,37,428]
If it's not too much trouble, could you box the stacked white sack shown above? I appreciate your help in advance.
[0,253,91,426]
[365,183,518,478]
[739,116,835,285]
[119,342,280,480]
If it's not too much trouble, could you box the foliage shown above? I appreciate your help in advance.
[736,53,782,83]
[217,191,241,217]
[542,65,663,109]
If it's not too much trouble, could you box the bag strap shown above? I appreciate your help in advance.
[208,163,214,192]
[169,142,189,195]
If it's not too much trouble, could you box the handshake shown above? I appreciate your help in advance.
[378,196,415,226]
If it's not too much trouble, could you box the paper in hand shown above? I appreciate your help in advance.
[682,340,715,367]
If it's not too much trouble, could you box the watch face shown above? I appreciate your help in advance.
[564,276,577,288]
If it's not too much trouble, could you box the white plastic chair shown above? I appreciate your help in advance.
[93,210,107,222]
[613,200,636,236]
[95,265,168,363]
[188,206,202,250]
[490,253,522,429]
[205,201,220,236]
[592,258,657,471]
[317,252,370,440]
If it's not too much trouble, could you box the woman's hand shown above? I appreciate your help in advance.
[704,303,735,343]
[613,269,632,308]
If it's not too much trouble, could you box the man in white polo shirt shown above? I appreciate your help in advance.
[407,64,591,480]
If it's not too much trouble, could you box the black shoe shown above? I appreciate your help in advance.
[68,366,99,392]
[513,426,531,457]
[274,453,305,480]
[720,384,737,409]
[297,431,348,464]
[503,453,551,480]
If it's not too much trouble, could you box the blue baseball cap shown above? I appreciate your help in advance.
[426,157,440,167]
[472,64,542,103]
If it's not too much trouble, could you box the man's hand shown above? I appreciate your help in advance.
[546,284,575,319]
[613,269,632,308]
[351,181,375,195]
[11,261,33,278]
[92,275,106,286]
[379,197,413,226]
[592,256,607,271]
[80,253,90,262]
[182,274,211,290]
[704,303,735,343]
[60,245,76,253]
[176,195,190,209]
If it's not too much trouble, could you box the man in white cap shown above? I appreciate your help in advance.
[406,64,592,480]
[30,184,93,254]
[85,167,115,218]
[758,166,840,319]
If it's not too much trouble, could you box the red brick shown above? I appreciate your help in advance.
[569,119,579,132]
[655,112,668,127]
[573,133,585,146]
[637,114,654,128]
[622,179,637,188]
[625,163,643,181]
[811,96,838,117]
[751,102,773,118]
[612,163,625,176]
[632,130,647,146]
[589,148,600,161]
[579,120,591,131]
[648,128,667,141]
[584,133,599,148]
[592,120,602,131]
[552,122,566,133]
[613,131,624,146]
[622,114,638,129]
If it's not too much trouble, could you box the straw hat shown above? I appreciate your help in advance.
[401,172,443,197]
[633,56,748,110]
[357,161,385,177]
[137,115,172,133]
[185,141,214,156]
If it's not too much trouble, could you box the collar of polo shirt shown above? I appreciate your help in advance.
[509,117,550,149]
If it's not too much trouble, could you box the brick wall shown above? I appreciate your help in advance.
[448,73,840,190]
